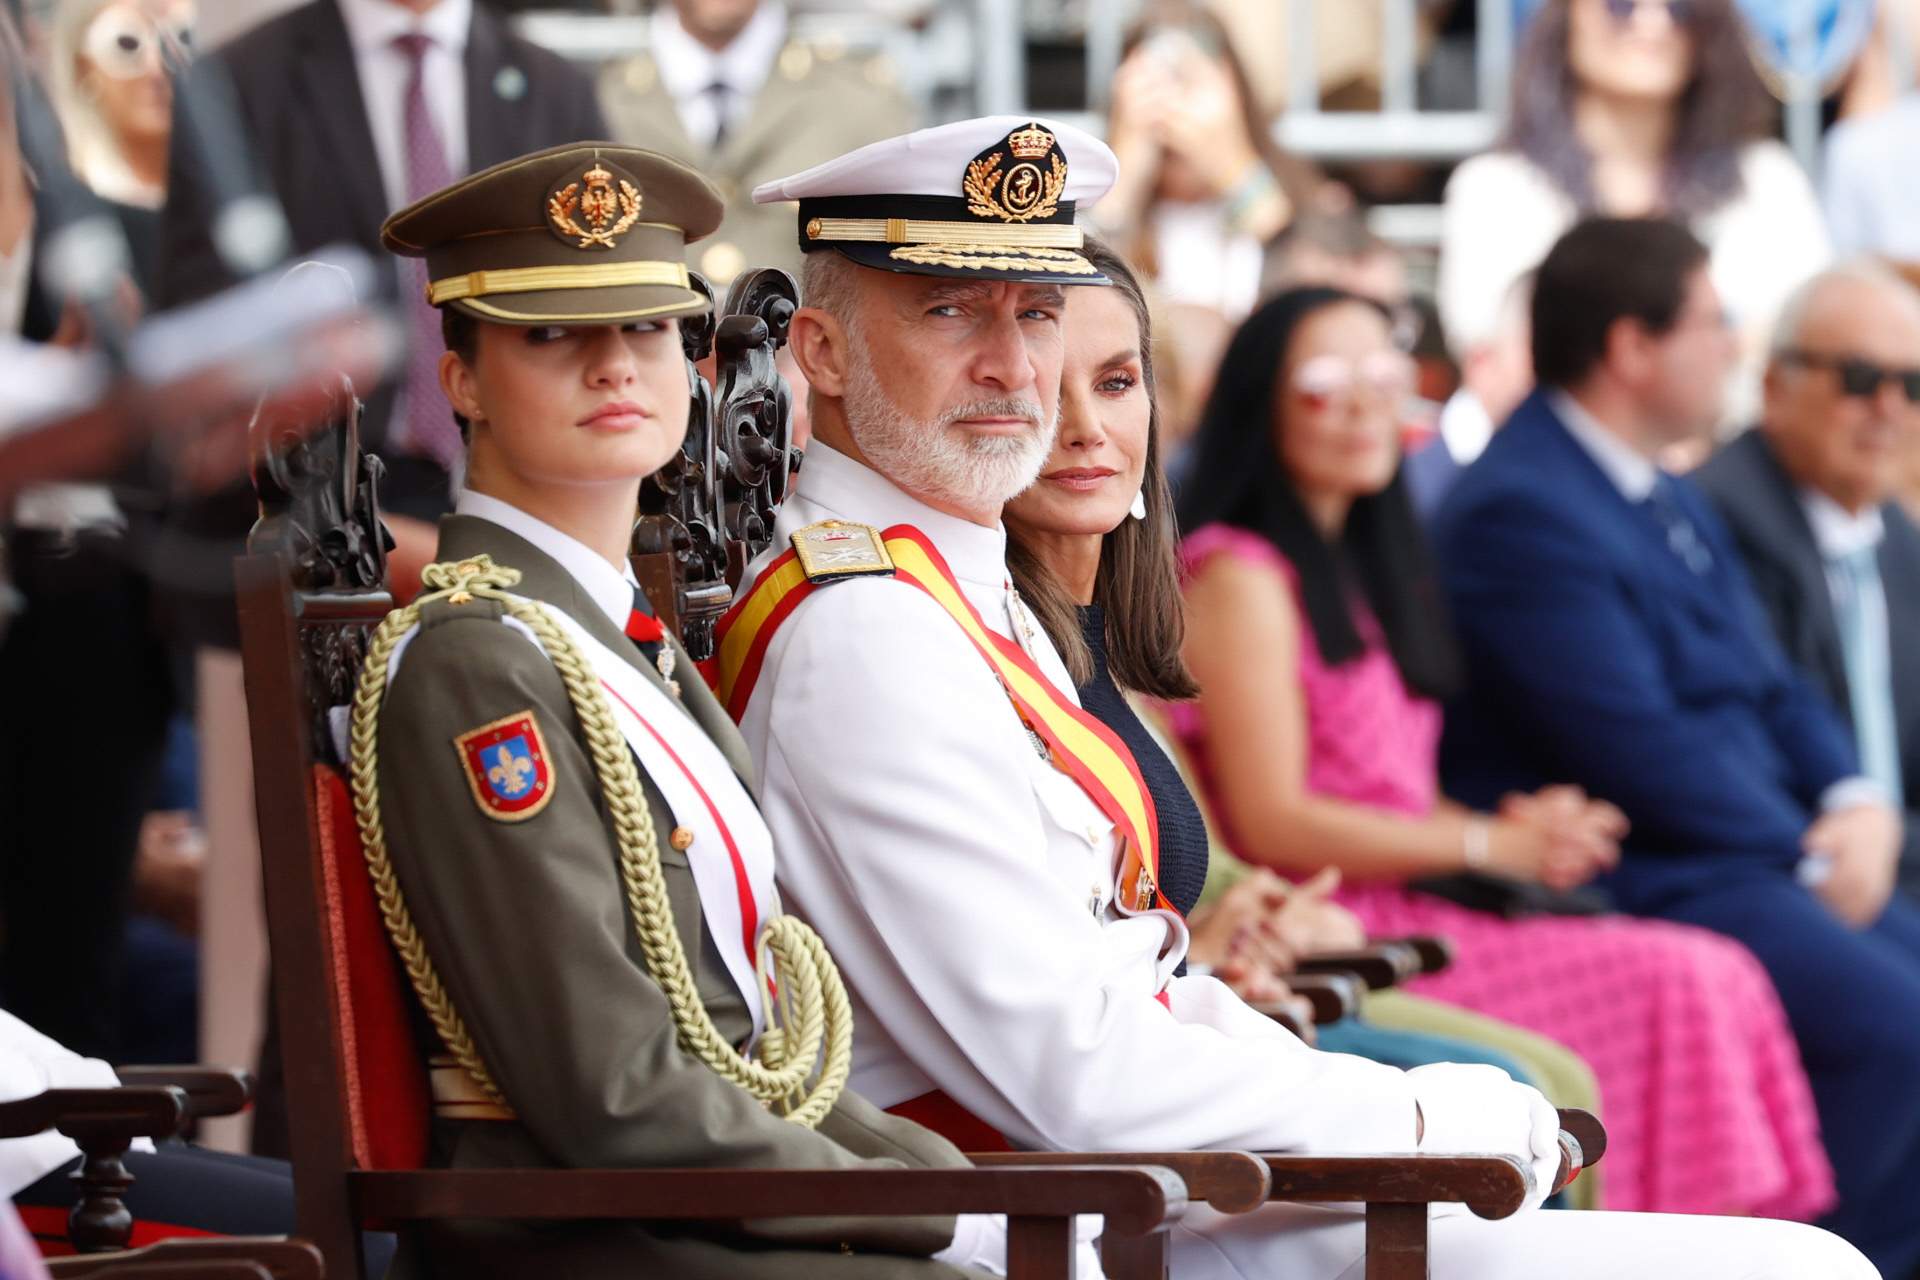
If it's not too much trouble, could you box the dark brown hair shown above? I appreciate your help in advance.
[1530,215,1709,388]
[1006,238,1199,701]
[1508,0,1772,219]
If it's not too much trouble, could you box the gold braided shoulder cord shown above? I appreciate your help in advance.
[347,555,852,1127]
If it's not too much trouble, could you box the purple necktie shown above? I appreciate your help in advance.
[393,32,461,469]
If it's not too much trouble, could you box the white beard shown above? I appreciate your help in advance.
[841,337,1058,515]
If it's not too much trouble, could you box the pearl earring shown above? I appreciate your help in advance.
[1129,489,1147,521]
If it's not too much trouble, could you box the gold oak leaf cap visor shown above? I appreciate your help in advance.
[380,141,725,325]
[751,115,1117,286]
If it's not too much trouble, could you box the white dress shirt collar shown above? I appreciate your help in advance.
[1800,487,1886,561]
[455,489,638,632]
[650,2,787,121]
[336,0,472,61]
[1549,389,1660,502]
[791,442,1010,589]
[1437,389,1495,467]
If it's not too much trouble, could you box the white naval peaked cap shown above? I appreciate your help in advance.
[751,115,1118,286]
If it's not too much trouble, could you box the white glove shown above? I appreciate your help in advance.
[1405,1062,1560,1212]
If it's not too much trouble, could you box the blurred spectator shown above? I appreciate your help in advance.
[1210,0,1446,119]
[1696,263,1920,900]
[1261,208,1410,309]
[1821,93,1920,263]
[1406,270,1534,518]
[44,0,190,295]
[1440,0,1828,425]
[1171,282,1835,1219]
[598,0,915,286]
[1435,217,1920,1274]
[152,0,605,1152]
[1094,1,1323,320]
[1,3,173,1065]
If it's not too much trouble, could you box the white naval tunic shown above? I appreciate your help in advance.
[734,443,1879,1280]
[736,444,1421,1156]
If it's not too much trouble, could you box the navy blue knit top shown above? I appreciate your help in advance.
[1073,605,1209,918]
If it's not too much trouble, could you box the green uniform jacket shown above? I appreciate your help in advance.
[376,514,982,1279]
[597,39,917,285]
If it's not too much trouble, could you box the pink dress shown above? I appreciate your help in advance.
[1172,523,1835,1220]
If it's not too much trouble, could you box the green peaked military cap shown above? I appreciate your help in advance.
[381,141,725,325]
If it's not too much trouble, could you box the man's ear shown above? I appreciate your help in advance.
[440,348,483,424]
[788,306,849,399]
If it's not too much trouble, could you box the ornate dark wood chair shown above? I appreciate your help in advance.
[0,1067,324,1276]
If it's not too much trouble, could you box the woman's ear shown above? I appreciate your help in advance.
[787,306,848,399]
[440,348,482,425]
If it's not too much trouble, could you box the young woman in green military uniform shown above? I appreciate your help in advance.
[353,141,1002,1280]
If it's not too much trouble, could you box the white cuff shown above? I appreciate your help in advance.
[1820,777,1889,814]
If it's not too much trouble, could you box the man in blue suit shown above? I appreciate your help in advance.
[1434,217,1920,1276]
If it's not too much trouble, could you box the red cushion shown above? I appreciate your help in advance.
[312,766,431,1171]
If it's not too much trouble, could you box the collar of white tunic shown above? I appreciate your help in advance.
[1549,387,1659,502]
[454,490,639,632]
[1800,485,1885,561]
[792,442,1013,589]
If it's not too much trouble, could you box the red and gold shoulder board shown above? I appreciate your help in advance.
[453,710,555,822]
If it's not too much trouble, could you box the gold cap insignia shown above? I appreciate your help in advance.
[546,161,643,250]
[964,122,1068,225]
[791,520,895,584]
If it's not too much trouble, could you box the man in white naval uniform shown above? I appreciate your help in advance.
[723,116,1877,1280]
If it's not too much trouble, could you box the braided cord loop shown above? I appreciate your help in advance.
[347,555,851,1125]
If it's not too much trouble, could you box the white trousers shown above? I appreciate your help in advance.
[1166,1204,1878,1280]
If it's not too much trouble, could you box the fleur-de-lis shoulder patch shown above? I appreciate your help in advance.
[454,710,555,822]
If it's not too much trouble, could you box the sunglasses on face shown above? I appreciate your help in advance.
[1289,352,1416,410]
[83,5,193,81]
[1600,0,1697,26]
[1782,350,1920,404]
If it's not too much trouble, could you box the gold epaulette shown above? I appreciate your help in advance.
[789,520,896,584]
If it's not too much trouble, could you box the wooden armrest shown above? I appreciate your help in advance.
[111,1067,252,1120]
[352,1165,1189,1238]
[1263,1152,1534,1219]
[970,1150,1271,1214]
[1557,1107,1606,1168]
[0,1087,188,1146]
[1281,972,1361,1024]
[48,1239,321,1280]
[1293,943,1421,990]
[1377,935,1454,975]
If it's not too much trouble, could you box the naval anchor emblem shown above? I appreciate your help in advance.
[963,122,1068,224]
[547,161,643,249]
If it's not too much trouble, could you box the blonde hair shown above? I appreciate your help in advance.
[47,0,168,207]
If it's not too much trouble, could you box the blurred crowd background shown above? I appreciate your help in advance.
[8,0,1920,1242]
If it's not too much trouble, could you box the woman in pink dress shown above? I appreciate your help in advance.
[1169,285,1833,1220]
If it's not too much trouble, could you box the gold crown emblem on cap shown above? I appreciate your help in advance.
[964,123,1067,225]
[1007,123,1055,159]
[547,161,643,250]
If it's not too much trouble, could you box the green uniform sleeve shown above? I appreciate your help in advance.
[374,602,962,1254]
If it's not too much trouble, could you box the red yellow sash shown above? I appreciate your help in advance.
[709,525,1171,914]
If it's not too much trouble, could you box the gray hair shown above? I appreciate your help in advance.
[1770,260,1920,358]
[800,251,864,330]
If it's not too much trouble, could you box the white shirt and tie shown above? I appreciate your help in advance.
[648,1,789,154]
[1802,490,1904,806]
[334,0,471,214]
